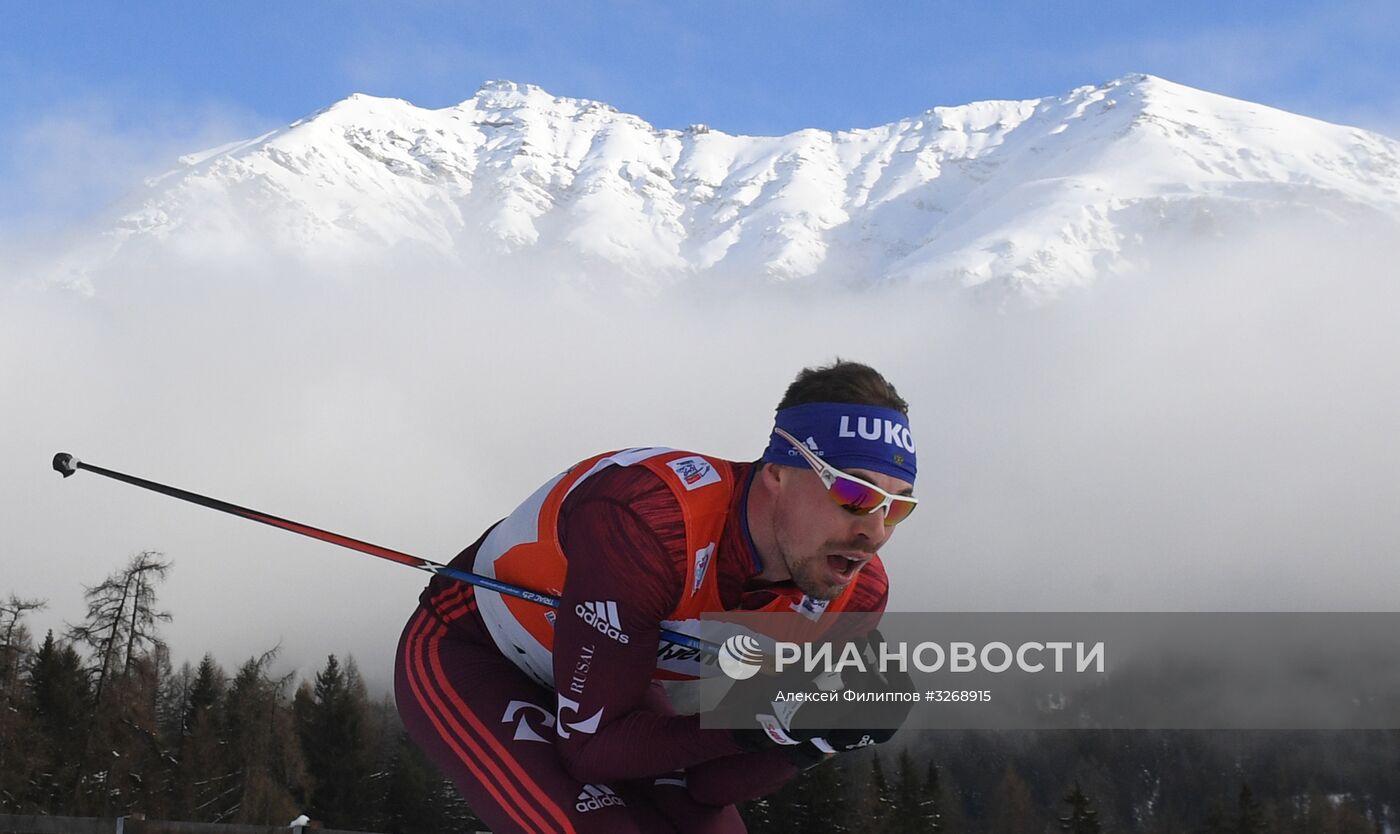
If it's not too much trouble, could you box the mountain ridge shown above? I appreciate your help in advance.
[75,74,1400,300]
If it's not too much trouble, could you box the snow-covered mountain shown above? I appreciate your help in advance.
[75,74,1400,299]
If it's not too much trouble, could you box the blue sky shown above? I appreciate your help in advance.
[4,0,1398,231]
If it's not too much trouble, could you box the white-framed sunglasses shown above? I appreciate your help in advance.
[773,427,918,526]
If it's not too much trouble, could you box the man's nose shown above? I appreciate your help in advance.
[849,508,889,547]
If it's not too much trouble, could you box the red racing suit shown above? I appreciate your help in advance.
[395,448,889,833]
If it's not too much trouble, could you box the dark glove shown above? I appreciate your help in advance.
[786,631,916,753]
[719,654,840,769]
[724,631,914,760]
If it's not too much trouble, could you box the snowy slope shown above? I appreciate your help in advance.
[82,74,1400,299]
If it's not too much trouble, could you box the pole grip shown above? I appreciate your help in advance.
[53,452,79,478]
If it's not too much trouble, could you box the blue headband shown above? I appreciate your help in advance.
[762,402,917,484]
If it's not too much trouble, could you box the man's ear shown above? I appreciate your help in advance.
[760,462,784,489]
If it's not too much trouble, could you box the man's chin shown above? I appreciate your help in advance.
[784,551,860,601]
[792,572,847,602]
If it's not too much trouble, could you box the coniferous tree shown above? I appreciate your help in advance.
[343,656,380,811]
[1201,798,1229,834]
[77,643,170,815]
[187,654,226,722]
[1296,788,1330,834]
[1235,784,1263,834]
[0,687,39,813]
[920,760,944,833]
[800,757,852,832]
[159,660,195,745]
[1329,798,1377,834]
[222,648,309,824]
[381,733,486,834]
[742,762,835,834]
[987,765,1037,834]
[363,693,406,830]
[740,794,779,834]
[27,631,90,811]
[108,648,176,817]
[169,654,230,820]
[381,733,434,833]
[865,752,894,830]
[752,766,794,834]
[887,748,936,833]
[1059,781,1102,833]
[295,654,374,827]
[0,596,45,813]
[936,768,967,834]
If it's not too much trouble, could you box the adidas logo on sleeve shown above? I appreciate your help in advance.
[574,600,630,644]
[576,783,625,812]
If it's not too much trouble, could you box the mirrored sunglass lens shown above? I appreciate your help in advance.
[827,477,886,513]
[883,499,917,526]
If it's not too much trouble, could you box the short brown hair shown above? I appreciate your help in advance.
[777,359,908,414]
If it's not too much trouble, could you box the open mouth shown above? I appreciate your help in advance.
[826,554,862,579]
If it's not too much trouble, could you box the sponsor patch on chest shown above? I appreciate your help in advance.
[667,456,722,490]
[791,595,831,621]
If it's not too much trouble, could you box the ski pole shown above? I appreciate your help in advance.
[52,452,720,655]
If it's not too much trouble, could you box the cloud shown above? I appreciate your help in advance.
[0,96,274,240]
[918,218,1400,614]
[4,212,1400,693]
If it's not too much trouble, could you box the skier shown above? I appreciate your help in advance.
[394,360,919,832]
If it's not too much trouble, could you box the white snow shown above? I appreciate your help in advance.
[72,74,1400,301]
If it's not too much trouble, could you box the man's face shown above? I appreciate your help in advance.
[768,463,913,600]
